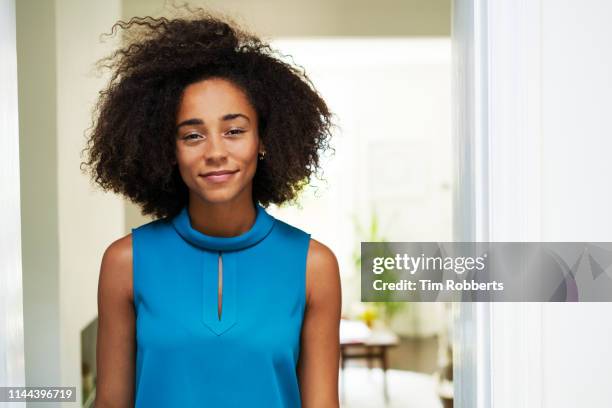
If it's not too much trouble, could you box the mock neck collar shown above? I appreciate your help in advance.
[171,203,276,252]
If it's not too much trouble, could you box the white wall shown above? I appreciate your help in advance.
[540,0,612,406]
[16,0,123,406]
[16,0,62,396]
[55,1,124,405]
[123,0,451,38]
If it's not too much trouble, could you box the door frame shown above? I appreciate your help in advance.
[0,0,26,390]
[452,0,544,407]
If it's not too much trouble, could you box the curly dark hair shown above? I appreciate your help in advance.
[80,6,336,220]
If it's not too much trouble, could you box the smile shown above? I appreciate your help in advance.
[200,170,239,183]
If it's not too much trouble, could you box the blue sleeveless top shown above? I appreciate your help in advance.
[131,203,311,407]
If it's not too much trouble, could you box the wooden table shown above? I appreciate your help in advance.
[339,319,399,403]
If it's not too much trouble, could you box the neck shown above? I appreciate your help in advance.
[187,194,257,238]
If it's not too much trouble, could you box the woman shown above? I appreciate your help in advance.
[82,7,341,408]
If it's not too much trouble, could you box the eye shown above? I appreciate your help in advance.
[226,129,245,136]
[182,132,204,140]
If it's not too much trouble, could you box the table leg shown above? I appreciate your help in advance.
[382,347,389,403]
[340,349,346,402]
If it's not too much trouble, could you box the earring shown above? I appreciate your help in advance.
[258,151,266,160]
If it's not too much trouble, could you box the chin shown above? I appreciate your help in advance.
[199,189,241,204]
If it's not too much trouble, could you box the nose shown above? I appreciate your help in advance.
[204,133,228,162]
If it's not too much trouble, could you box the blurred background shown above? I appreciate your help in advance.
[8,1,612,407]
[15,0,453,406]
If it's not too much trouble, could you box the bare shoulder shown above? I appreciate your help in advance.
[96,233,136,407]
[305,238,341,306]
[99,233,133,303]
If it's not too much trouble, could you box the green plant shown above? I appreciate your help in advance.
[352,207,407,326]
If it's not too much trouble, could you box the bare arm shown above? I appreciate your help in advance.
[298,238,342,408]
[95,234,136,408]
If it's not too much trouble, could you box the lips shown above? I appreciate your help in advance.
[202,170,238,177]
[200,169,239,183]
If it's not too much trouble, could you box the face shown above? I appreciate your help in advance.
[175,77,262,205]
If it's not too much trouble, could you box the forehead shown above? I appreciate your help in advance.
[177,78,256,121]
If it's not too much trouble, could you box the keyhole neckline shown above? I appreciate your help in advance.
[171,203,276,252]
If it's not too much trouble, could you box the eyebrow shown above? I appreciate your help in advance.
[176,113,250,129]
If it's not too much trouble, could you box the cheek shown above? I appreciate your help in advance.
[240,148,259,176]
[175,145,199,168]
[175,147,201,182]
[229,140,259,168]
